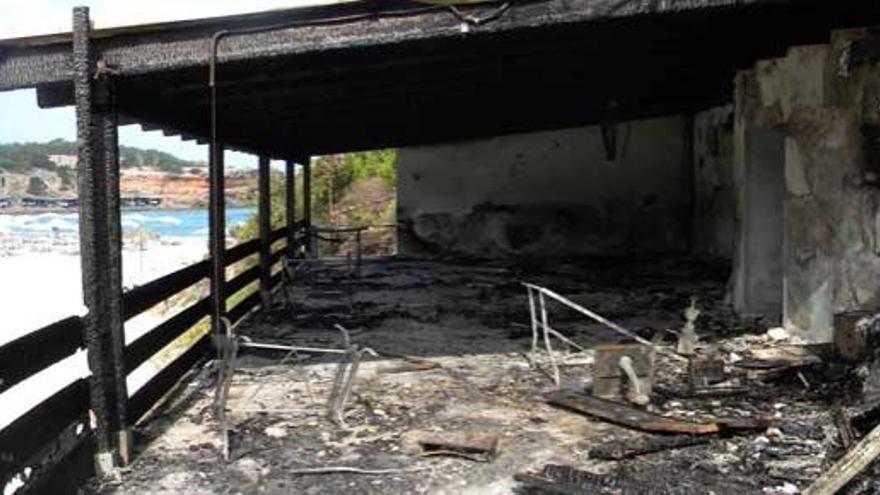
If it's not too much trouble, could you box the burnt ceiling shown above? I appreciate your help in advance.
[4,0,880,156]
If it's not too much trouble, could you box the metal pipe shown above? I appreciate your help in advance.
[521,282,686,362]
[239,341,349,354]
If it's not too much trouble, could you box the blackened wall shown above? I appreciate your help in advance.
[396,115,689,258]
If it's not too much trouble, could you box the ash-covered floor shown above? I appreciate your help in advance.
[86,257,880,494]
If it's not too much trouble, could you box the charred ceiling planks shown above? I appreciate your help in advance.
[4,0,880,155]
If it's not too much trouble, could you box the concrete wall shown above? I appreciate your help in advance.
[693,106,736,261]
[396,116,688,258]
[735,31,880,342]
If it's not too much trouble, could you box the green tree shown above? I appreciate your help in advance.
[233,150,397,255]
[27,176,47,195]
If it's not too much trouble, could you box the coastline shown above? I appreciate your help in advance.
[0,202,256,216]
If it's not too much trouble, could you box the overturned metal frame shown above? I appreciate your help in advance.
[522,282,685,386]
[211,321,376,458]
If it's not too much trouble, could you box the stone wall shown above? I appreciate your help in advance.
[396,116,688,258]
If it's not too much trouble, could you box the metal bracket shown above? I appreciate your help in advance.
[326,345,378,427]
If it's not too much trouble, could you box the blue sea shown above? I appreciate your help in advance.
[0,207,256,238]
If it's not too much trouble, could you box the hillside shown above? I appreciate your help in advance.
[0,139,195,174]
[0,139,261,208]
[234,150,397,255]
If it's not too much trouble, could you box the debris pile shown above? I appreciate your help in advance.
[85,257,880,494]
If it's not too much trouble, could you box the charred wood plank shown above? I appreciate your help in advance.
[803,418,880,495]
[128,333,211,422]
[124,298,210,374]
[0,316,83,394]
[417,433,499,462]
[226,238,259,265]
[23,434,95,495]
[228,290,261,324]
[546,390,720,435]
[122,260,209,320]
[270,247,284,266]
[227,265,260,296]
[0,379,90,480]
[270,226,288,243]
[589,434,711,460]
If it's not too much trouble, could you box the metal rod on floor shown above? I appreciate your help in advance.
[239,341,350,354]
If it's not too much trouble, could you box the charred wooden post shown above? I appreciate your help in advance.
[73,6,130,474]
[285,159,296,256]
[208,146,226,339]
[208,39,227,341]
[303,158,314,257]
[258,155,272,305]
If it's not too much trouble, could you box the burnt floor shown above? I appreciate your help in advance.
[84,257,874,494]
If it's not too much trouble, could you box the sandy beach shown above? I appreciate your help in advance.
[0,235,212,430]
[0,236,209,344]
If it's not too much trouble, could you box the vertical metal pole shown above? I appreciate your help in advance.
[258,156,272,306]
[74,6,128,474]
[303,158,314,258]
[209,64,226,339]
[285,159,296,255]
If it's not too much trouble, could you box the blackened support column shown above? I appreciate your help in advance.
[285,159,296,255]
[208,148,226,336]
[73,6,129,475]
[209,34,227,341]
[101,73,131,466]
[258,156,272,306]
[303,158,314,257]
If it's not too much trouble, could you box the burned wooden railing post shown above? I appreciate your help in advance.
[285,158,297,256]
[208,40,227,341]
[303,157,314,257]
[73,6,130,474]
[258,156,272,305]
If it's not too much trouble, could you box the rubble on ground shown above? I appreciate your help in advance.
[85,257,880,494]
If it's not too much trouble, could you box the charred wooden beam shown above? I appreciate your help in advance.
[208,142,226,339]
[73,6,129,473]
[285,159,297,256]
[36,81,73,108]
[589,434,712,460]
[258,155,272,306]
[303,159,313,257]
[0,316,84,395]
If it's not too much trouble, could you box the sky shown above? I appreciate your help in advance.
[0,0,330,168]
